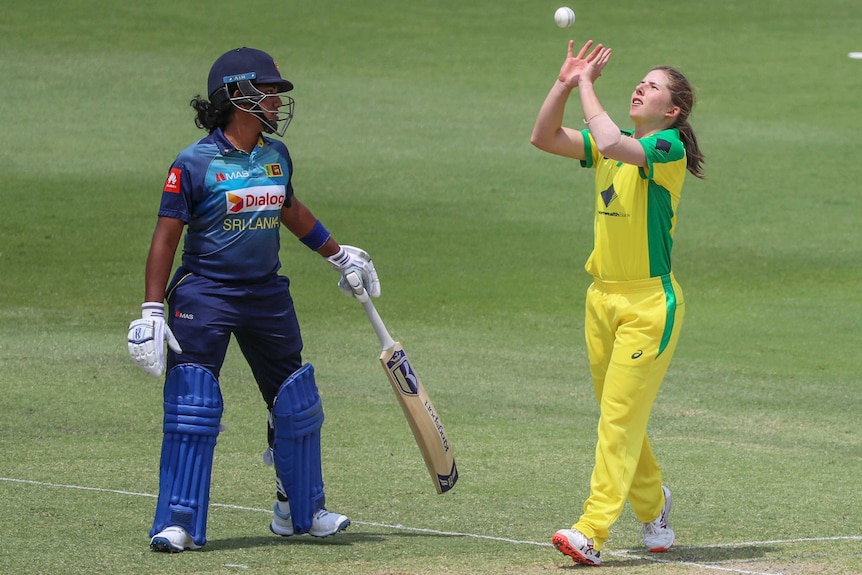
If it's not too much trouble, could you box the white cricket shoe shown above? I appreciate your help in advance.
[150,526,201,553]
[270,502,350,538]
[552,528,601,566]
[642,485,675,552]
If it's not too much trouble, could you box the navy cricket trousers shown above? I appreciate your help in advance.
[164,268,304,409]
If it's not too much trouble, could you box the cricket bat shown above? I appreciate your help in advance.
[345,272,458,494]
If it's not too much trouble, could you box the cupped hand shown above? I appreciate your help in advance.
[558,40,611,87]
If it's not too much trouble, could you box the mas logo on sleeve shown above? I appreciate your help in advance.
[164,168,182,193]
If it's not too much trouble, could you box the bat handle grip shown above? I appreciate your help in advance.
[346,272,396,350]
[346,272,370,303]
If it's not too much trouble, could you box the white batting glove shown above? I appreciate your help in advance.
[326,245,381,298]
[127,302,183,377]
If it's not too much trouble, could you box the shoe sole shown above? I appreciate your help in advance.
[552,533,601,566]
[150,537,183,553]
[270,523,294,537]
[646,532,674,553]
[270,518,351,538]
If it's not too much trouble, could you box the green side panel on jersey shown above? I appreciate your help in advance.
[646,182,674,277]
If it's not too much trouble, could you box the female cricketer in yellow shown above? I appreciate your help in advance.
[531,39,705,566]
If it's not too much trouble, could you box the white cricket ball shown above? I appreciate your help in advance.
[554,6,575,28]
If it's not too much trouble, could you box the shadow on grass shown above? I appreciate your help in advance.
[205,527,552,552]
[669,545,781,563]
[578,544,784,568]
[204,530,395,551]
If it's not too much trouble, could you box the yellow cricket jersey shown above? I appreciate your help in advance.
[580,128,687,281]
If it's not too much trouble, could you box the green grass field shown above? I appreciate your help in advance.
[2,1,861,574]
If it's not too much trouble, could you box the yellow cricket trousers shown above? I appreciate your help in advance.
[573,273,685,550]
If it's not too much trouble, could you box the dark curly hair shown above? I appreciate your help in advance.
[190,95,233,133]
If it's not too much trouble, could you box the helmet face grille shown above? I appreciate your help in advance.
[226,80,294,136]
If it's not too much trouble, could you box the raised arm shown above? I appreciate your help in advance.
[577,47,647,167]
[530,40,603,159]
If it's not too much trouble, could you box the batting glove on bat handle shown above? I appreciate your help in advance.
[346,272,370,303]
[327,245,381,298]
[127,302,183,377]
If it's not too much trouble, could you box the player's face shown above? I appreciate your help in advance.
[256,84,285,119]
[629,70,676,124]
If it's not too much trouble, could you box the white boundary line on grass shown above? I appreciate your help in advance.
[3,477,860,575]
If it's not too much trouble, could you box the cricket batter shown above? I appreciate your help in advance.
[127,47,381,552]
[530,39,705,566]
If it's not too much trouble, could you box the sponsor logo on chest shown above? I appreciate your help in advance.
[225,186,285,214]
[216,163,283,182]
[216,169,250,182]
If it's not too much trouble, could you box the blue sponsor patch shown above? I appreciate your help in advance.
[223,72,257,83]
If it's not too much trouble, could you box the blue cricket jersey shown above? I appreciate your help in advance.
[158,128,294,282]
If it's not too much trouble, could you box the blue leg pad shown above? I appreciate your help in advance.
[272,363,325,535]
[150,364,223,547]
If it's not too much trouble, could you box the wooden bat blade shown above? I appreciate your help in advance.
[380,342,458,494]
[343,273,457,494]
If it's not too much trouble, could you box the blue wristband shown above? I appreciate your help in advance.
[300,220,331,251]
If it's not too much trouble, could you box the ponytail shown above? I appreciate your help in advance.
[190,95,232,134]
[653,66,706,179]
[676,119,705,179]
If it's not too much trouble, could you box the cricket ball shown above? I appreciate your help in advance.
[554,7,576,28]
